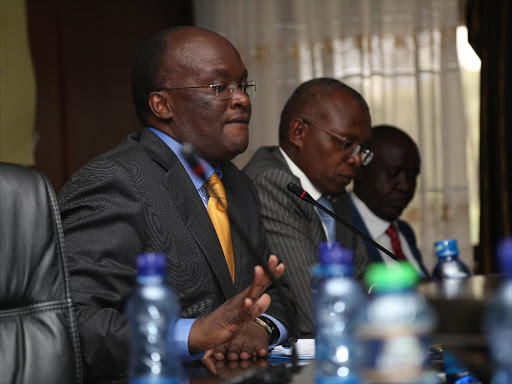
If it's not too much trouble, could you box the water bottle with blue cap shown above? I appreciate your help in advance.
[432,239,472,280]
[126,253,181,384]
[313,242,365,383]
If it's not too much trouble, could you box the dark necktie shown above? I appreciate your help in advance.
[385,223,407,261]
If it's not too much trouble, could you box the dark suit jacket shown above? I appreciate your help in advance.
[350,200,430,276]
[58,129,293,381]
[243,146,369,337]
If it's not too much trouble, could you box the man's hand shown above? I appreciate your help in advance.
[205,320,269,361]
[187,254,284,356]
[199,355,268,380]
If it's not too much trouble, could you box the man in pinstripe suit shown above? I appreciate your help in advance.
[244,78,373,336]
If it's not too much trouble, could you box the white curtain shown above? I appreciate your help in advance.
[195,0,471,271]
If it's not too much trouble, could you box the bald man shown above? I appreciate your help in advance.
[244,78,372,337]
[58,26,293,381]
[350,125,429,276]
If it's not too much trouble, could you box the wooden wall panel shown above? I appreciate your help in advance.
[27,0,193,191]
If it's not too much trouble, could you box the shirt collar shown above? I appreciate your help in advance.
[279,147,323,201]
[350,191,394,239]
[147,127,221,190]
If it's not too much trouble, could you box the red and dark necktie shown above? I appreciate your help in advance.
[385,223,407,261]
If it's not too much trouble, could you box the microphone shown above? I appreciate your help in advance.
[287,182,399,261]
[182,142,207,180]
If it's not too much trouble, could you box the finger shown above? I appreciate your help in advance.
[257,347,268,358]
[227,342,242,361]
[213,343,228,361]
[263,255,285,283]
[267,254,279,271]
[239,343,253,360]
[203,349,214,359]
[248,293,271,320]
[214,351,226,360]
[244,266,267,303]
[273,261,285,279]
[200,355,218,375]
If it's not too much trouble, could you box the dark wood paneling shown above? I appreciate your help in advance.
[27,0,193,191]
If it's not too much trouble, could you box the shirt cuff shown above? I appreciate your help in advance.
[260,314,289,348]
[174,318,204,361]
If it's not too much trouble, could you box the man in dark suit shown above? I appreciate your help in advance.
[350,125,429,276]
[58,26,293,381]
[243,78,373,337]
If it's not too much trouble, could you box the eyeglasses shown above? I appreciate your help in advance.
[299,118,374,166]
[157,80,256,100]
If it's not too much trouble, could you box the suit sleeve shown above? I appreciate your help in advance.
[58,159,150,381]
[250,169,323,337]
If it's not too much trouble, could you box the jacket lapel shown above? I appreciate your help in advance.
[397,220,430,277]
[270,148,326,245]
[350,201,383,263]
[139,129,236,299]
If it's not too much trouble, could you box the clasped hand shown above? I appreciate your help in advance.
[187,255,284,360]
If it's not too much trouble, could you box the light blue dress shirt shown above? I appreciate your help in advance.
[147,128,288,360]
[316,195,336,242]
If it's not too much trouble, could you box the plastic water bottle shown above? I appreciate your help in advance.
[313,242,366,383]
[126,253,181,384]
[359,262,438,384]
[432,239,472,280]
[484,238,512,384]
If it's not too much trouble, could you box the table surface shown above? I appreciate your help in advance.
[110,275,501,384]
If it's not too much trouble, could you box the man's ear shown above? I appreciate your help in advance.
[148,91,173,120]
[288,118,306,149]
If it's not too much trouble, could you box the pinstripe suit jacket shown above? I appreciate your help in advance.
[243,146,369,337]
[58,130,293,381]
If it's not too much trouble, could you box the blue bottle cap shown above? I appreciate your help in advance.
[497,238,512,277]
[136,252,166,277]
[318,242,353,266]
[434,239,459,258]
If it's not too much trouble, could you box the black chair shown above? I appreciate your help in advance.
[0,163,83,384]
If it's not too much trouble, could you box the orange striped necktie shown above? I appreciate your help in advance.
[204,173,235,282]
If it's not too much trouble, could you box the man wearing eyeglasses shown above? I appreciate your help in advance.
[350,125,429,276]
[58,26,294,381]
[243,78,372,337]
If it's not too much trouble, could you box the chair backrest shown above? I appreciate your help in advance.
[0,163,83,384]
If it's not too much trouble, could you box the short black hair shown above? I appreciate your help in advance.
[371,124,414,142]
[370,124,420,161]
[131,26,191,126]
[278,77,370,143]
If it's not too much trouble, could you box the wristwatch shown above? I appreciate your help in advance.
[253,316,280,345]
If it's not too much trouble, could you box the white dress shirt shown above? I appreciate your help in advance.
[350,191,422,273]
[279,147,333,241]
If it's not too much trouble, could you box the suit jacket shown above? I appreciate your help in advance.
[58,130,293,381]
[350,200,430,276]
[243,146,369,337]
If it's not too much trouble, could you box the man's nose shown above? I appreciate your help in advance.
[346,151,363,167]
[230,86,251,109]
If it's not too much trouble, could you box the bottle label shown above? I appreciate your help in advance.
[358,331,433,383]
